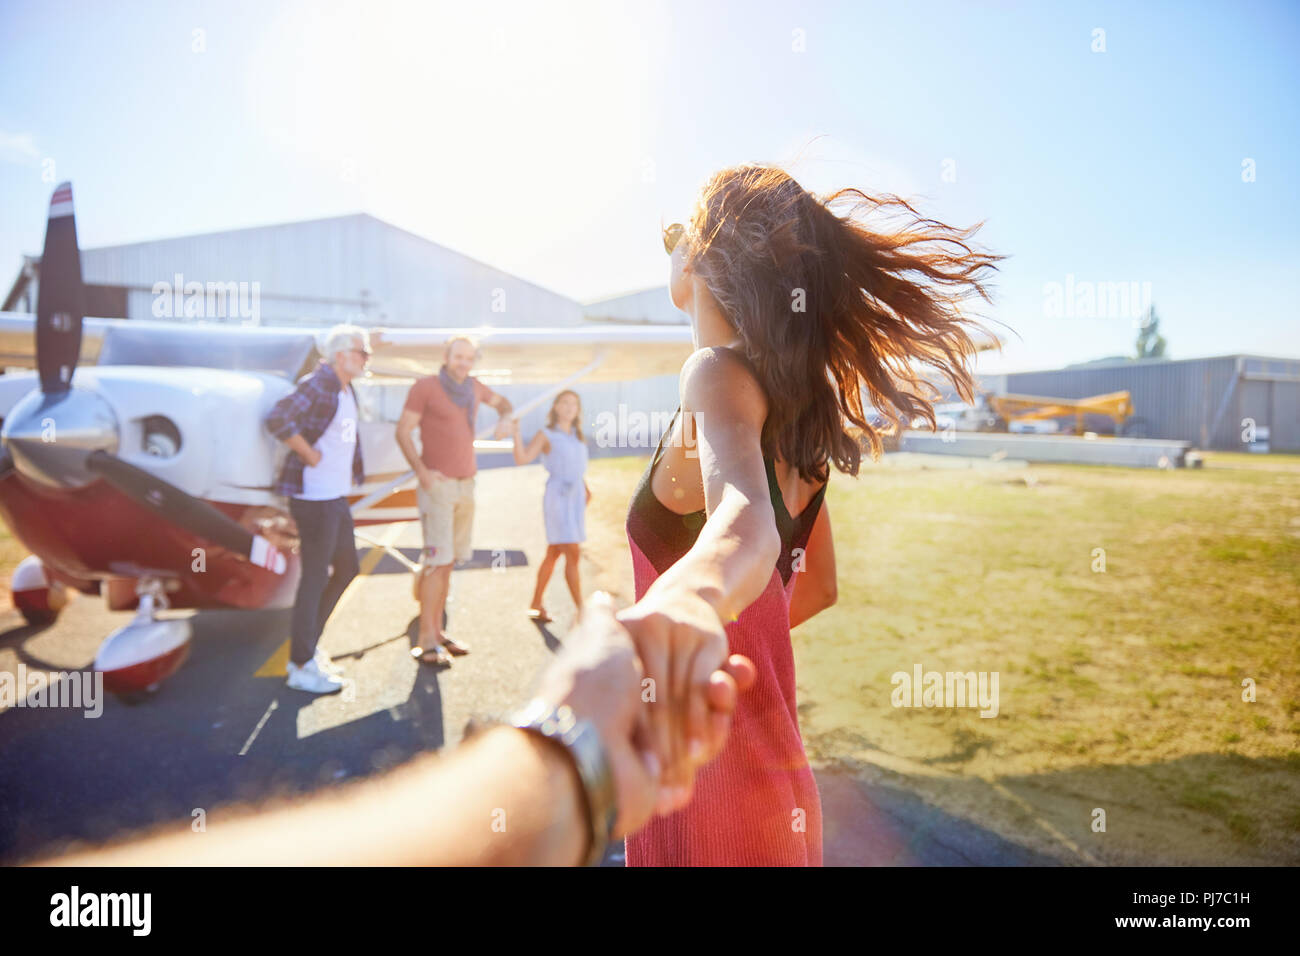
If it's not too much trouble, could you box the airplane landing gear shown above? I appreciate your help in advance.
[11,555,68,626]
[94,577,191,698]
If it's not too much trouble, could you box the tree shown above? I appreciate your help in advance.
[1136,305,1168,359]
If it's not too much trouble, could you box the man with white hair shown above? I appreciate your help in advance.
[265,324,370,693]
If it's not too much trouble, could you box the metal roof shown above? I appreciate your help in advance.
[6,214,589,329]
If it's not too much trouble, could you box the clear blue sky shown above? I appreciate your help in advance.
[1,0,1297,372]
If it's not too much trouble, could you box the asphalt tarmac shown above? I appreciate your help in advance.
[0,463,1054,866]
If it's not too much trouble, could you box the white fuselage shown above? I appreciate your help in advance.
[0,365,411,509]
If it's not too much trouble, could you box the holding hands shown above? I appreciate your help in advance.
[537,591,753,838]
[614,581,743,813]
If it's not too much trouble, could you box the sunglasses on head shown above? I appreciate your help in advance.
[662,222,685,255]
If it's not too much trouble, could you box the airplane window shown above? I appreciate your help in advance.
[97,325,318,379]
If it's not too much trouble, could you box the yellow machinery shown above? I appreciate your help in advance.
[986,390,1135,436]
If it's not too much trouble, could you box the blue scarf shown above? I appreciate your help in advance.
[439,364,475,427]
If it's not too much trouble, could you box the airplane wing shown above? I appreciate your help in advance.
[366,324,694,383]
[1,312,694,385]
[0,311,105,368]
[367,324,1000,385]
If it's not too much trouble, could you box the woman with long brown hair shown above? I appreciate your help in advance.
[615,163,1001,865]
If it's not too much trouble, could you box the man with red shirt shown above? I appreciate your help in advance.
[396,336,512,665]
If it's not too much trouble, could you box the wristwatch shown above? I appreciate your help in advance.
[507,699,618,867]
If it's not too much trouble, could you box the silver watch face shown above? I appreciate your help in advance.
[514,700,579,739]
[547,705,578,737]
[512,697,551,728]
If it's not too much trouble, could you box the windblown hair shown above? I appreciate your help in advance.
[681,164,1004,482]
[545,389,584,442]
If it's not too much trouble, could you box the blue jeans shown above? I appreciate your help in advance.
[288,496,359,666]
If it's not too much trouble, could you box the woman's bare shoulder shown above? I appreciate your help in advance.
[680,346,767,425]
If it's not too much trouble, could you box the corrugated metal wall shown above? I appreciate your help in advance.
[78,214,585,328]
[1268,381,1300,451]
[1003,355,1300,451]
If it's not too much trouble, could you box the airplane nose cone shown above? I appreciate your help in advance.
[1,386,119,487]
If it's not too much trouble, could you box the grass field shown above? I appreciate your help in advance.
[584,449,1300,865]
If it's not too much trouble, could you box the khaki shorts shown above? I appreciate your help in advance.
[417,477,475,568]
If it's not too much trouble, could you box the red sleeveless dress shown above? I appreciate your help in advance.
[624,407,826,866]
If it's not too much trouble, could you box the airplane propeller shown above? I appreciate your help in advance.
[85,451,284,571]
[35,182,86,394]
[1,183,285,574]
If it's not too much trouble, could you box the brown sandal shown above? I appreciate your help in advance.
[411,645,452,667]
[527,608,553,624]
[442,637,470,656]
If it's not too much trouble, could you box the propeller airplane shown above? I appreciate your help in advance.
[0,183,694,698]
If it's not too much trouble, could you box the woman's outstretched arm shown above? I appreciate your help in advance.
[654,345,781,620]
[616,345,781,808]
[511,420,550,465]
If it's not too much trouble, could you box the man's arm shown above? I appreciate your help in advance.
[266,385,321,466]
[49,726,590,866]
[285,433,321,468]
[481,383,513,417]
[395,406,443,488]
[478,382,514,439]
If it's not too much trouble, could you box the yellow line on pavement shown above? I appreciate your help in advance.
[253,640,291,679]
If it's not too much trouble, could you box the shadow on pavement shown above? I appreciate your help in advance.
[0,606,448,863]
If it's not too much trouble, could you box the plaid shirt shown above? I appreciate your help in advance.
[265,361,365,499]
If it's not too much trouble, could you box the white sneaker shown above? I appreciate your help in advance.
[313,647,344,676]
[287,658,344,694]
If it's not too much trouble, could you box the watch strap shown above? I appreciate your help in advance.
[509,699,617,867]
